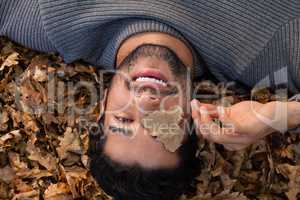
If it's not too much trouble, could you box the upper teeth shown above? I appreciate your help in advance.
[136,77,167,87]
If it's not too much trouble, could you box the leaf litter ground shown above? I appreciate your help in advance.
[0,37,299,200]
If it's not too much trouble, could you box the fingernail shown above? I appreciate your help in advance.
[217,106,225,115]
[191,99,199,110]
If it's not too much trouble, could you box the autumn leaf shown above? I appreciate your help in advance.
[44,183,73,200]
[26,135,57,172]
[276,164,300,200]
[0,52,19,71]
[56,127,83,166]
[0,109,9,132]
[0,165,16,183]
[142,106,184,152]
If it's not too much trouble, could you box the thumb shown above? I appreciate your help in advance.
[191,99,201,126]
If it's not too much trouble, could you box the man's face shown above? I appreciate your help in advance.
[102,52,191,169]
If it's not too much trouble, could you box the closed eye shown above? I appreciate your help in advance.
[114,116,134,124]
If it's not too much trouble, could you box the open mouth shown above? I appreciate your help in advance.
[131,69,168,92]
[130,69,178,96]
[134,76,167,87]
[132,69,168,83]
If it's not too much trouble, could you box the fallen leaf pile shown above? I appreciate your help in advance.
[0,37,300,200]
[0,37,110,200]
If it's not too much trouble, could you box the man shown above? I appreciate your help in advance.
[1,1,300,200]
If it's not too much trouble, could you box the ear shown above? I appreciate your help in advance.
[98,89,108,121]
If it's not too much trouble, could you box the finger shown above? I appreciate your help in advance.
[216,106,233,125]
[191,100,202,137]
[194,103,249,144]
[191,99,201,121]
[198,106,258,145]
[191,99,219,118]
[198,106,221,140]
[191,100,217,125]
[191,100,220,138]
[201,103,219,118]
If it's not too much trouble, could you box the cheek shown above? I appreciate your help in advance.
[106,89,134,113]
[107,97,133,113]
[159,96,182,110]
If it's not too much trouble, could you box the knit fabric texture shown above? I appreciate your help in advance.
[1,0,300,93]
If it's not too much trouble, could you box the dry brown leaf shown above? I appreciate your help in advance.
[220,174,236,191]
[291,143,300,164]
[44,183,73,200]
[6,106,23,128]
[0,180,11,199]
[74,63,95,74]
[214,191,249,200]
[0,165,16,183]
[12,190,39,200]
[276,164,300,200]
[81,154,89,168]
[63,166,88,198]
[22,113,40,133]
[0,110,9,132]
[56,127,82,162]
[0,40,15,55]
[8,152,28,172]
[16,167,52,180]
[142,106,184,152]
[195,169,211,195]
[41,112,59,125]
[26,136,57,172]
[19,80,47,114]
[0,130,22,148]
[184,191,249,200]
[32,67,48,82]
[279,145,294,160]
[0,52,19,71]
[229,150,246,177]
[13,178,34,193]
[211,152,226,177]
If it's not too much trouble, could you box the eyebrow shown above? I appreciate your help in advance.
[109,125,133,137]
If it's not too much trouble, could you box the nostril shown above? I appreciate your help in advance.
[135,93,160,103]
[149,96,158,100]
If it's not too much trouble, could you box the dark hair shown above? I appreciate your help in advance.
[88,118,199,200]
[88,44,200,200]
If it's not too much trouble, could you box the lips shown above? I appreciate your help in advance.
[131,69,168,83]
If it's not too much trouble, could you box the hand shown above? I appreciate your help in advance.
[191,99,276,151]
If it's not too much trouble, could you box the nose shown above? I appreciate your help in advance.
[135,92,161,113]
